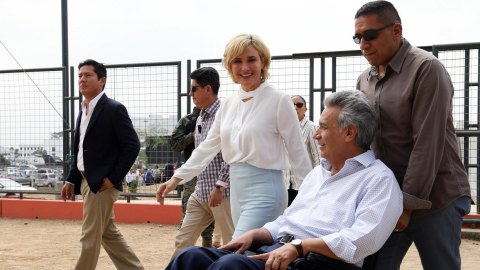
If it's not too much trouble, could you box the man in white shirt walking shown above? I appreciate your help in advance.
[125,169,137,187]
[61,59,143,269]
[165,90,402,270]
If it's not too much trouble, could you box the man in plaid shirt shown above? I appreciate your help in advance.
[168,67,234,260]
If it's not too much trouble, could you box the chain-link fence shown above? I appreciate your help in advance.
[1,43,479,209]
[101,62,182,196]
[0,67,65,190]
[438,45,480,209]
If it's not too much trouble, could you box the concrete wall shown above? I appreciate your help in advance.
[0,199,182,225]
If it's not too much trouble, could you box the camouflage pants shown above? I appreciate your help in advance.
[178,176,214,239]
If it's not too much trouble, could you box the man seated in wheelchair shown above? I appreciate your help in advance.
[166,91,403,270]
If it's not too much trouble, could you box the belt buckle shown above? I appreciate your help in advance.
[279,234,294,244]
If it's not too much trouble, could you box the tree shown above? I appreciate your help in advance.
[33,149,47,155]
[135,123,168,165]
[9,149,20,164]
[0,153,11,166]
[51,131,63,140]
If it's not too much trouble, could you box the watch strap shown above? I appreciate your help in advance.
[292,239,304,258]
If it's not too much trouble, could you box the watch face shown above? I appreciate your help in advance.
[292,239,301,245]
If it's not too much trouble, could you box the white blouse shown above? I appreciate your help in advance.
[174,81,312,184]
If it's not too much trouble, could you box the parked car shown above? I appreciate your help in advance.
[35,173,59,187]
[0,172,34,186]
[0,178,37,196]
[21,169,38,178]
[37,168,56,174]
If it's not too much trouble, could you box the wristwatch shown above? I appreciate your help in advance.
[215,185,225,192]
[291,239,304,258]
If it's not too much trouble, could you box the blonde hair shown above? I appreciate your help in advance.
[222,34,271,83]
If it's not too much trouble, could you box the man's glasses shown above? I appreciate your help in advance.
[197,125,202,134]
[191,85,200,92]
[293,102,304,108]
[353,23,395,44]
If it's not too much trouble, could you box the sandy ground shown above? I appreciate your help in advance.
[1,218,480,270]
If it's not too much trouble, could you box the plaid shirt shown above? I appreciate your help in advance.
[195,99,230,202]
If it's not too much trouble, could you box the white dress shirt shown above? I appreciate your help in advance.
[263,151,403,266]
[174,81,312,184]
[77,91,105,171]
[125,172,137,183]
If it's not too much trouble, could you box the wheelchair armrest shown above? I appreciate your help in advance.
[300,252,364,270]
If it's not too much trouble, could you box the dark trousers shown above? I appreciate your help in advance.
[165,243,317,270]
[287,188,298,206]
[373,196,471,270]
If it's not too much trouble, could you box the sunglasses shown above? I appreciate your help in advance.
[293,102,304,108]
[197,125,202,134]
[191,85,200,92]
[353,23,395,44]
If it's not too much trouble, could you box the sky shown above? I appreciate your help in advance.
[0,0,479,151]
[1,0,479,70]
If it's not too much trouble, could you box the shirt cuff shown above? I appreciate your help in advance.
[263,221,281,240]
[215,180,228,188]
[321,233,356,263]
[66,181,74,186]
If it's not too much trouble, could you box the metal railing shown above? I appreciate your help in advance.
[0,189,180,202]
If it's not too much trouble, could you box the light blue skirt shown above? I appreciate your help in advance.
[230,163,287,239]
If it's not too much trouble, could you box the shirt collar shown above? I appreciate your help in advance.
[299,115,309,128]
[388,39,410,74]
[367,39,411,81]
[81,91,105,112]
[321,150,376,171]
[201,98,221,117]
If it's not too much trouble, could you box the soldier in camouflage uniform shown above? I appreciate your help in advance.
[170,106,215,247]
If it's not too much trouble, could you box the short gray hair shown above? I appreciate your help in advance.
[323,91,378,149]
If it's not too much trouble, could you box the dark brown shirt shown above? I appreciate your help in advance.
[357,39,471,218]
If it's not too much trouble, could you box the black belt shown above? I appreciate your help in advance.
[277,234,294,244]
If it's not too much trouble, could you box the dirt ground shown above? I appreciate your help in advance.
[1,218,480,270]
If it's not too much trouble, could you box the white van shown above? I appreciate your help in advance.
[7,167,18,174]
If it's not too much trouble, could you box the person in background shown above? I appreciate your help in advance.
[283,95,321,205]
[154,165,161,183]
[170,104,215,248]
[144,167,152,186]
[137,169,145,187]
[354,1,471,269]
[163,160,174,183]
[158,34,312,239]
[126,169,137,187]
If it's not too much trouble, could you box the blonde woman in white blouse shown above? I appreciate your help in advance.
[157,34,312,239]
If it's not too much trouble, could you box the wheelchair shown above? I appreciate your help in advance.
[291,252,377,270]
[249,241,377,270]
